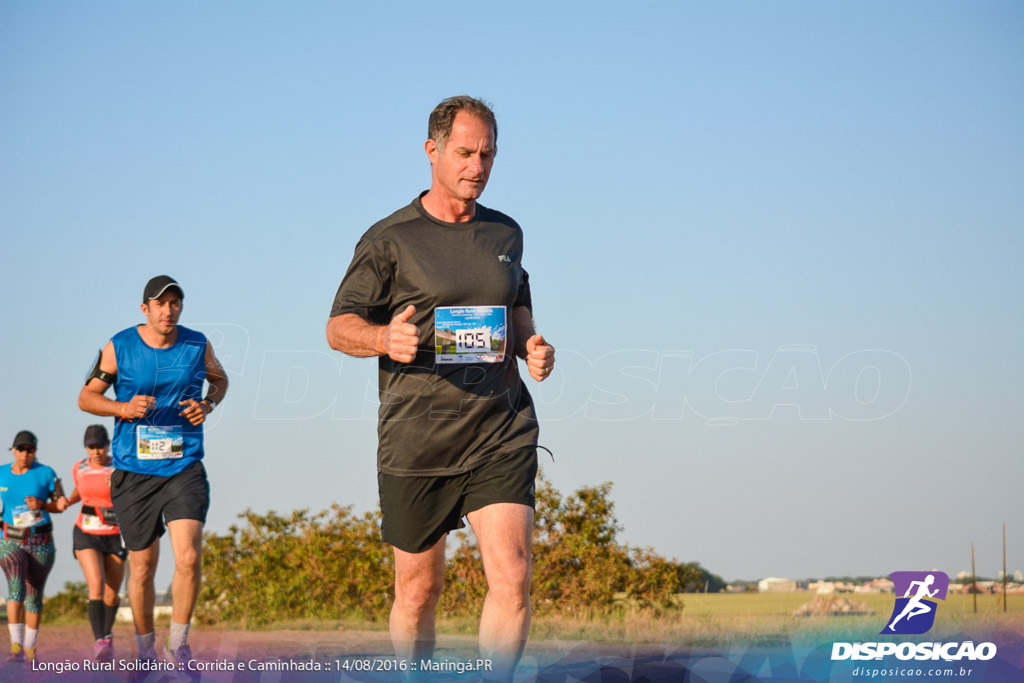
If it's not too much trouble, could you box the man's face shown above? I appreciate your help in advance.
[141,291,182,334]
[427,111,496,204]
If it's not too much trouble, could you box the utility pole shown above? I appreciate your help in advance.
[1003,523,1008,613]
[971,543,977,614]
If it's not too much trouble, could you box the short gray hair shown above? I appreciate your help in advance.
[428,95,498,150]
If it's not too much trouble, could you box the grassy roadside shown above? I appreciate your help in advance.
[41,593,1024,647]
[522,593,1024,645]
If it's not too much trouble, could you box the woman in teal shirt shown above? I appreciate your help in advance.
[0,430,67,664]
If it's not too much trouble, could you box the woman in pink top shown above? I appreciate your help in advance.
[65,425,126,662]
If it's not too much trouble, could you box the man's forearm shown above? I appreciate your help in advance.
[206,376,229,404]
[327,314,386,358]
[78,387,123,417]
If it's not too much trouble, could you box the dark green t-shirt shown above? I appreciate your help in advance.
[331,195,539,476]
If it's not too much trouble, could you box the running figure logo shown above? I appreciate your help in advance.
[882,571,949,635]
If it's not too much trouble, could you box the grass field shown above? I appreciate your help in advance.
[49,592,1022,649]
[519,592,1024,646]
[188,592,1024,646]
[679,591,1021,618]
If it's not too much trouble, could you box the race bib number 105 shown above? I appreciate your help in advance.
[435,306,506,364]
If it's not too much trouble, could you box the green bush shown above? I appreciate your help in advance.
[197,505,392,627]
[45,581,90,620]
[199,475,692,627]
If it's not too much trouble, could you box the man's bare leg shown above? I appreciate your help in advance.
[467,503,533,680]
[166,519,204,624]
[127,541,159,636]
[391,536,446,663]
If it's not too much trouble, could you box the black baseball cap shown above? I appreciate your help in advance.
[84,424,110,447]
[12,430,37,450]
[143,275,184,303]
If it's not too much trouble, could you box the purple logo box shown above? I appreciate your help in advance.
[889,571,949,601]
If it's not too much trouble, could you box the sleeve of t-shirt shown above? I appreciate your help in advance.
[329,237,393,323]
[515,267,532,311]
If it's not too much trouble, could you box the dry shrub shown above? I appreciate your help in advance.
[200,474,690,627]
[197,505,392,627]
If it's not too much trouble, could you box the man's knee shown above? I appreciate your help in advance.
[487,559,531,603]
[480,539,532,602]
[395,574,444,615]
[168,519,204,568]
[129,555,159,584]
[174,545,202,575]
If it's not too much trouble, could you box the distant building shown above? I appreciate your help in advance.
[856,579,894,594]
[758,577,798,593]
[117,605,172,623]
[993,582,1024,594]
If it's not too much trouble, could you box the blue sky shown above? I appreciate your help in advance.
[1,2,1022,594]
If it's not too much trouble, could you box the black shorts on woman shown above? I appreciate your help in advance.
[72,526,127,560]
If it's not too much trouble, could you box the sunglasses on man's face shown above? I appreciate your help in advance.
[14,447,36,454]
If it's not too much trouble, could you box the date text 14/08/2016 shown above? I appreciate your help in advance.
[341,658,494,674]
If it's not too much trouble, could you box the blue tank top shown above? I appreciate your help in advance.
[111,325,207,476]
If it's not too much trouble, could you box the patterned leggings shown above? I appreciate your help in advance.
[0,536,56,613]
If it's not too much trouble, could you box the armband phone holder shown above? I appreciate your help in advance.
[85,349,116,386]
[51,477,65,503]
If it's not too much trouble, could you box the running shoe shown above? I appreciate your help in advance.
[128,655,159,683]
[6,643,24,663]
[24,646,36,662]
[164,638,197,676]
[94,637,114,662]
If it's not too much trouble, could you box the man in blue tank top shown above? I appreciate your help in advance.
[78,275,228,670]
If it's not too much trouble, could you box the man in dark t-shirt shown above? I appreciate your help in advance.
[327,96,555,679]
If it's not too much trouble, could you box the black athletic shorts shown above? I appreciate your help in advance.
[378,447,537,554]
[72,526,127,560]
[110,462,209,552]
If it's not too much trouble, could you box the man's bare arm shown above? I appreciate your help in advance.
[178,342,229,426]
[512,306,555,382]
[326,314,387,358]
[327,307,419,363]
[77,342,118,415]
[77,340,156,420]
[203,342,229,405]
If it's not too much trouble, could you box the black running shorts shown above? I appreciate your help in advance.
[72,526,127,560]
[110,462,210,551]
[378,448,538,553]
